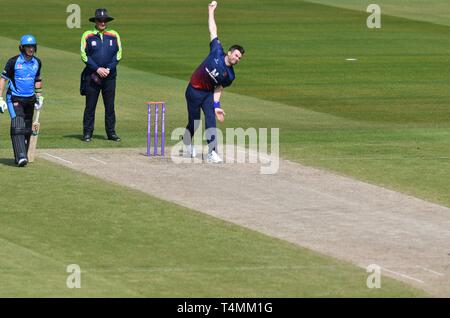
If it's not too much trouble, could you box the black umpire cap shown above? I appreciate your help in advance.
[89,8,114,22]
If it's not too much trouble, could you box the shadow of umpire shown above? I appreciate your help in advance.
[0,158,16,167]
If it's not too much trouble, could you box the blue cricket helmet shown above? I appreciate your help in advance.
[20,35,37,45]
[19,34,37,54]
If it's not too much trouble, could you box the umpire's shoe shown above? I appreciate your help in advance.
[107,133,121,142]
[18,158,28,167]
[82,133,92,142]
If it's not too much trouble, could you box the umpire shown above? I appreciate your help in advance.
[80,8,122,142]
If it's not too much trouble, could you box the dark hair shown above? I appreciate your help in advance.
[228,45,245,55]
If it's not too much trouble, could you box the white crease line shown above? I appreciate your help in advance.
[183,147,278,163]
[43,153,73,165]
[420,267,445,277]
[305,157,450,160]
[89,157,107,165]
[79,265,343,273]
[383,267,425,284]
[223,149,277,163]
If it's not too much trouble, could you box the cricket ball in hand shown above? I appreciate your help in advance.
[211,1,217,6]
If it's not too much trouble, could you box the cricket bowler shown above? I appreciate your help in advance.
[183,1,245,163]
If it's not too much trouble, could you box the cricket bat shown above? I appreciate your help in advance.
[27,109,41,163]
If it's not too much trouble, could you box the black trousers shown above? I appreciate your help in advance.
[83,75,117,136]
[8,95,35,162]
[10,96,35,135]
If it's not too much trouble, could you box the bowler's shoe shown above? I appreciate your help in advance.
[83,134,92,142]
[107,134,121,142]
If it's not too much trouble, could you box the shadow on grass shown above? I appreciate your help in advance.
[0,157,16,167]
[63,134,108,141]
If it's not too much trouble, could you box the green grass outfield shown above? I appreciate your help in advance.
[0,0,448,296]
[306,0,450,26]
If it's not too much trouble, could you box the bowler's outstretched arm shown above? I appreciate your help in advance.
[208,1,218,41]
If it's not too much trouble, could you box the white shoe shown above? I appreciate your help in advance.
[206,150,223,163]
[18,158,28,167]
[186,144,197,158]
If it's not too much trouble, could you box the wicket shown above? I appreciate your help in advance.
[146,102,166,157]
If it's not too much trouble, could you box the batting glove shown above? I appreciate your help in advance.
[0,97,7,114]
[34,96,44,110]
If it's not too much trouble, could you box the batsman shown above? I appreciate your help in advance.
[0,35,44,167]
